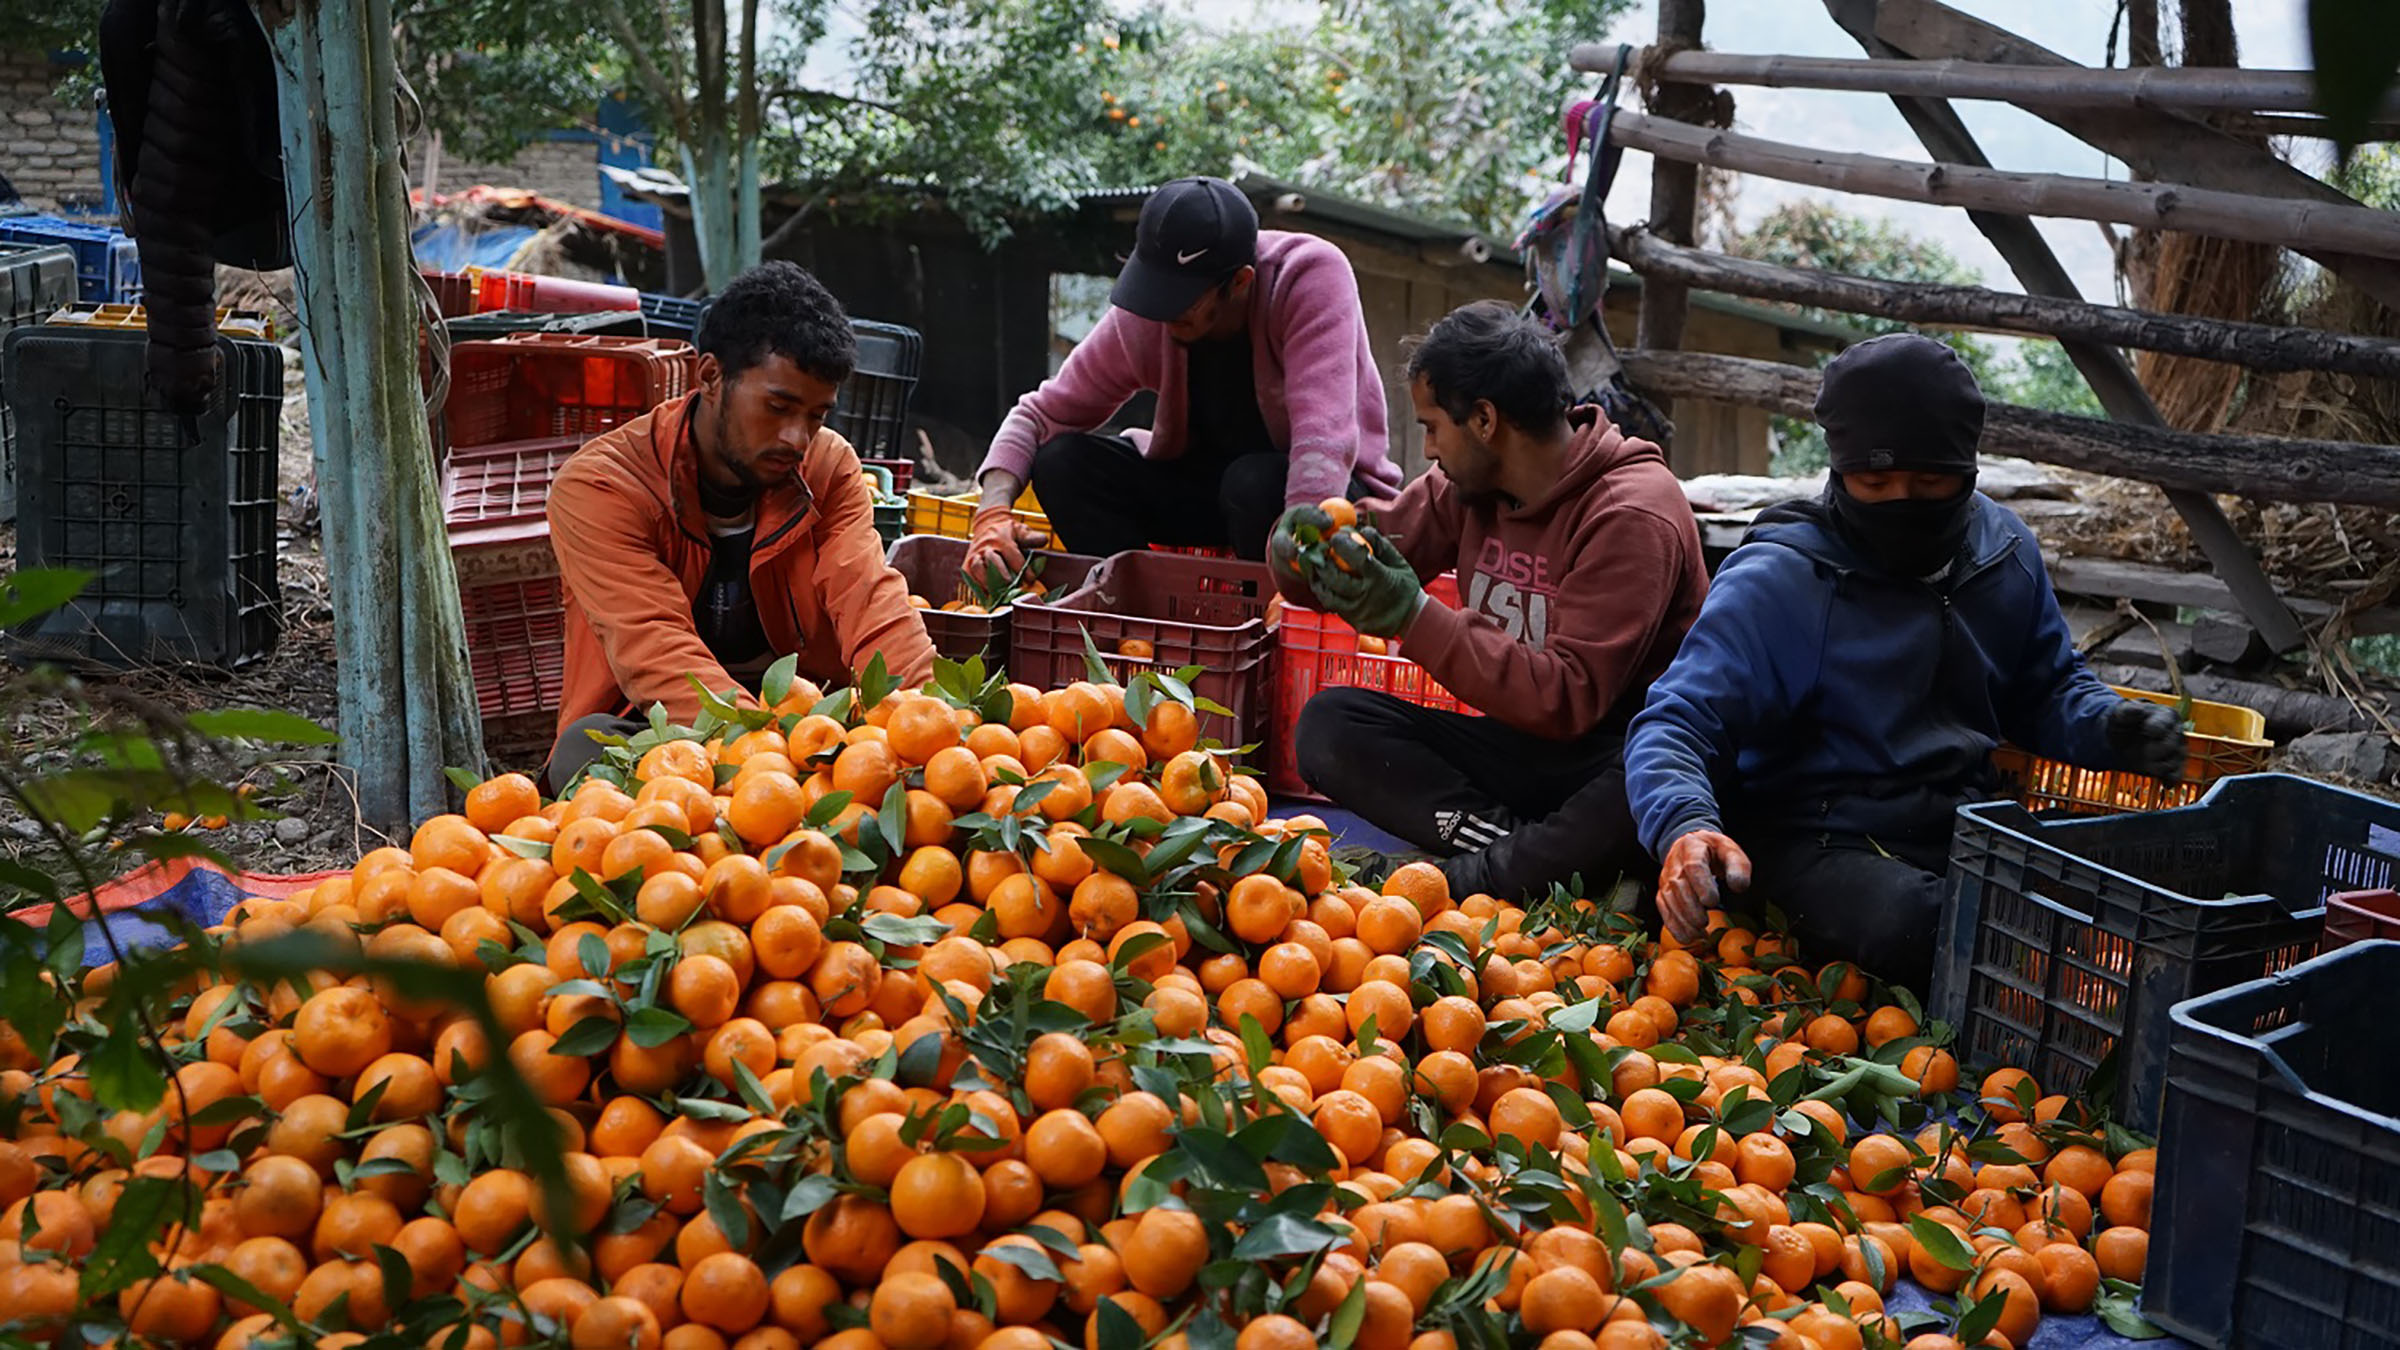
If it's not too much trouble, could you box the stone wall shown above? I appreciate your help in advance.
[0,42,604,215]
[1,49,105,212]
[431,137,602,209]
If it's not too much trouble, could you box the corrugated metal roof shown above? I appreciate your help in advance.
[1088,173,1861,346]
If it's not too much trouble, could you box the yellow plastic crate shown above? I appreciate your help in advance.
[45,303,275,339]
[904,488,1051,546]
[1991,685,2271,816]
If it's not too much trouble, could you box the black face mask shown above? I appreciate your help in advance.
[1829,476,1977,579]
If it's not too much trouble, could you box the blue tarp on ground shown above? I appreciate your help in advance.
[409,220,539,272]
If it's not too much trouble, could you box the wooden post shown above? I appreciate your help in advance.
[259,0,485,827]
[1637,0,1708,475]
[1616,349,2400,509]
[1851,0,2400,312]
[1607,225,2400,379]
[1605,111,2400,260]
[1598,48,2400,120]
[1826,0,2305,652]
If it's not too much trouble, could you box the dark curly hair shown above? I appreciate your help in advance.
[1404,300,1573,436]
[696,261,857,384]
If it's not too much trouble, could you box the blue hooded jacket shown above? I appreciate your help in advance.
[1626,490,2127,854]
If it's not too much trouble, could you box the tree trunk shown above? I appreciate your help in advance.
[734,0,762,270]
[688,0,738,291]
[1619,348,2400,509]
[1608,225,2400,379]
[258,0,484,828]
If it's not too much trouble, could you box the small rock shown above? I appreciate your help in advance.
[6,820,44,843]
[307,829,343,855]
[2283,731,2398,783]
[273,817,312,846]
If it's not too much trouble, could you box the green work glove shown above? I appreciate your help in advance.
[1267,504,1334,587]
[1310,525,1425,638]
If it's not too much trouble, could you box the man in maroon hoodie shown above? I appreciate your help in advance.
[1271,301,1709,900]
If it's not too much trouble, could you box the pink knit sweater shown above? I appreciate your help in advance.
[978,231,1402,505]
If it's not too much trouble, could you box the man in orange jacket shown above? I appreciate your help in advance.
[544,262,935,791]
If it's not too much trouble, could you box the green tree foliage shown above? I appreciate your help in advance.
[1728,201,2101,473]
[1101,0,1628,239]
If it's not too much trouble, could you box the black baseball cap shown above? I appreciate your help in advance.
[1110,177,1260,322]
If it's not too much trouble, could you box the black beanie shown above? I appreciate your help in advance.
[1813,332,1985,475]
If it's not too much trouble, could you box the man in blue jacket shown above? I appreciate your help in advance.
[1624,333,2186,991]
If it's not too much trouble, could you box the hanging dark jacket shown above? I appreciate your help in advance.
[1625,490,2128,854]
[98,0,290,413]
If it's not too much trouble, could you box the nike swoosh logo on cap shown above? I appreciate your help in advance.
[1176,248,1208,264]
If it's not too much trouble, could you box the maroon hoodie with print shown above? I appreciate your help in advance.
[1282,407,1707,740]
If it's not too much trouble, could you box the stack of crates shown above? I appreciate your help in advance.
[2,315,283,668]
[0,241,76,522]
[640,292,706,342]
[829,319,921,461]
[441,333,698,757]
[0,216,140,303]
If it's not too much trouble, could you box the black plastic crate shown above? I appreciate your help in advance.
[2142,940,2400,1349]
[1934,774,2386,1134]
[0,242,77,523]
[827,320,922,461]
[2,325,283,668]
[444,309,647,342]
[640,292,706,342]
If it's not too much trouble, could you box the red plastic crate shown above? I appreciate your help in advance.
[2326,888,2400,949]
[1150,543,1236,559]
[421,271,478,318]
[1267,572,1474,799]
[442,435,582,530]
[461,573,569,758]
[444,334,695,451]
[1010,552,1276,755]
[887,534,1104,665]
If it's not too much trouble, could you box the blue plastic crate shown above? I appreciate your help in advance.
[1936,773,2386,1134]
[640,291,705,342]
[0,215,140,303]
[0,242,77,523]
[2143,940,2400,1348]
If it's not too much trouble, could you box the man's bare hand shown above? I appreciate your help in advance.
[1657,829,1752,943]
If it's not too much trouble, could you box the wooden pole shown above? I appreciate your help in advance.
[1850,0,2400,312]
[1608,225,2400,379]
[1608,110,2400,262]
[1618,348,2400,509]
[1820,0,2307,654]
[1636,0,1708,430]
[260,0,485,827]
[1582,48,2400,121]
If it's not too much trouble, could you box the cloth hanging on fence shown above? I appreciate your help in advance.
[1514,44,1672,449]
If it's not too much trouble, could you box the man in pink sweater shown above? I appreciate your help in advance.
[965,176,1402,568]
[1271,302,1709,901]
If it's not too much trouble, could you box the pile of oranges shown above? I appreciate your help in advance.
[0,667,2159,1350]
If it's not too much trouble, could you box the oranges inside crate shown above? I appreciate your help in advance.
[1990,686,2269,816]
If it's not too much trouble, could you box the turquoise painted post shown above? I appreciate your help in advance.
[257,0,485,828]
